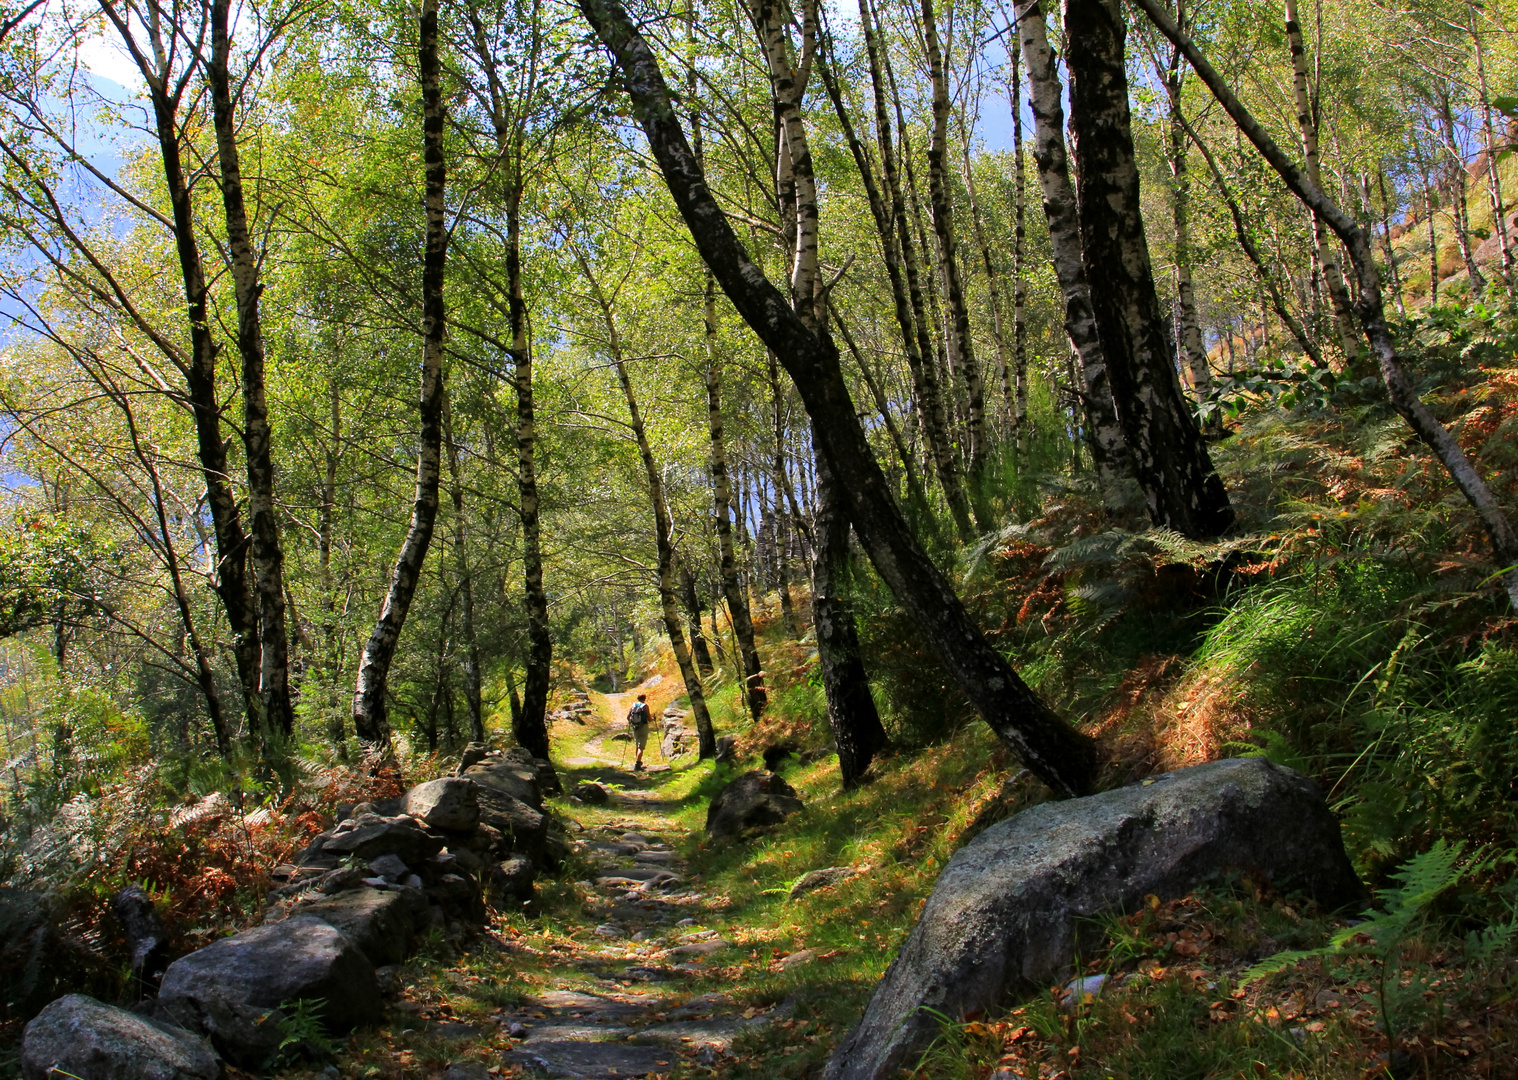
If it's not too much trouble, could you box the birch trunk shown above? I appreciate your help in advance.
[816,43,932,511]
[1470,3,1514,291]
[811,425,889,788]
[870,0,975,538]
[579,0,1101,796]
[921,0,990,525]
[508,188,553,760]
[1135,0,1518,609]
[1064,0,1232,539]
[680,562,715,676]
[1015,1,1130,483]
[1435,87,1486,295]
[1178,109,1322,367]
[208,0,293,738]
[704,276,767,720]
[352,0,448,745]
[1157,41,1211,401]
[1008,26,1030,447]
[961,136,1014,430]
[1376,169,1406,317]
[594,276,718,757]
[1284,0,1366,356]
[110,6,265,739]
[444,400,486,743]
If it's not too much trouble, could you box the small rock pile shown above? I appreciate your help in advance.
[660,706,694,758]
[549,687,596,725]
[19,745,571,1080]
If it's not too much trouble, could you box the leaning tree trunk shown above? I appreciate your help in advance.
[1064,0,1232,539]
[704,275,767,719]
[508,185,553,761]
[1015,1,1130,484]
[352,0,448,745]
[209,0,294,739]
[811,419,889,788]
[578,0,1101,796]
[1135,0,1518,610]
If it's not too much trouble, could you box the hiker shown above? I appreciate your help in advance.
[628,693,651,771]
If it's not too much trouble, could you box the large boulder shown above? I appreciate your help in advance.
[271,886,426,967]
[822,758,1364,1080]
[464,759,544,811]
[21,994,222,1080]
[159,916,382,1044]
[472,785,549,863]
[298,814,445,868]
[403,777,480,832]
[706,770,803,841]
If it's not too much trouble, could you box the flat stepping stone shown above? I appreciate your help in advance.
[663,992,733,1019]
[632,1016,761,1051]
[634,851,677,865]
[504,1040,675,1079]
[664,938,733,958]
[596,865,674,881]
[520,1023,636,1043]
[522,991,657,1019]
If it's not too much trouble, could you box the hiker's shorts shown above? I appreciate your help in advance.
[632,723,649,750]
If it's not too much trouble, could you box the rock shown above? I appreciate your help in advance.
[21,994,223,1080]
[275,887,425,967]
[789,866,860,899]
[464,761,544,811]
[444,1063,489,1080]
[822,758,1364,1080]
[159,916,382,1053]
[761,741,800,771]
[665,938,732,958]
[489,856,535,907]
[457,743,489,774]
[573,781,611,805]
[705,770,803,841]
[533,758,564,797]
[403,778,480,832]
[111,884,169,985]
[778,949,817,969]
[713,734,738,764]
[366,854,409,882]
[304,815,444,867]
[472,786,549,864]
[504,1040,673,1079]
[316,866,366,894]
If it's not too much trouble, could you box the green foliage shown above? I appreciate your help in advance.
[0,521,110,640]
[272,997,337,1066]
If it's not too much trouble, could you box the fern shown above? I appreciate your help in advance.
[1242,841,1468,1050]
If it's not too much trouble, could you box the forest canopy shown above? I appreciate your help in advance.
[0,0,1514,794]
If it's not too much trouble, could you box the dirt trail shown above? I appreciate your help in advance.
[495,678,777,1079]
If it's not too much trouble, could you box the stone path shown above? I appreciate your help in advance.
[493,680,776,1079]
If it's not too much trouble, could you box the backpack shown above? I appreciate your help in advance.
[629,701,650,727]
